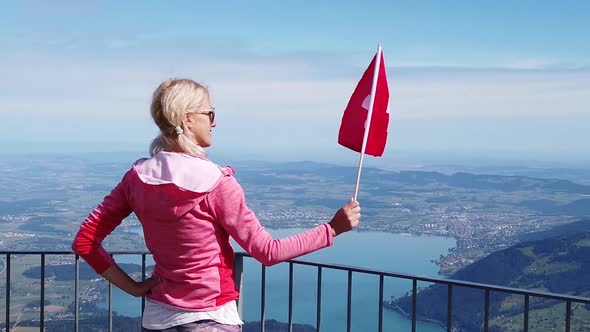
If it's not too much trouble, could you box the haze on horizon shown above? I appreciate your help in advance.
[2,1,589,165]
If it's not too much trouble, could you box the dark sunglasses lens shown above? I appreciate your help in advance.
[209,110,215,123]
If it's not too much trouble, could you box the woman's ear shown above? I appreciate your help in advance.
[184,112,193,128]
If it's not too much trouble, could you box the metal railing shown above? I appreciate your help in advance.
[2,250,590,332]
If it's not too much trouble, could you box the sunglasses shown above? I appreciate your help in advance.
[189,108,216,124]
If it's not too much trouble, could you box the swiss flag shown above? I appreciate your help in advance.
[338,50,389,157]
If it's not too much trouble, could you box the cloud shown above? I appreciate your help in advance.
[502,58,559,70]
[391,70,590,119]
[1,50,589,162]
[3,51,588,118]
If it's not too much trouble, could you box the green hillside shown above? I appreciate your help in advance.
[391,220,590,332]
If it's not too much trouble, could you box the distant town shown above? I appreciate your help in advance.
[252,205,575,275]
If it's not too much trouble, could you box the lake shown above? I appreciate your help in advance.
[105,228,455,331]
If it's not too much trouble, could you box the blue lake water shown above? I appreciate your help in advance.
[105,228,455,331]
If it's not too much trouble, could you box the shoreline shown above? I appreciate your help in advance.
[383,301,451,331]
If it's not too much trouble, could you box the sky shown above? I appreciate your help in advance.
[1,1,589,166]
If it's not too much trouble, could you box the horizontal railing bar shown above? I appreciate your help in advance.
[3,250,590,305]
[234,252,590,304]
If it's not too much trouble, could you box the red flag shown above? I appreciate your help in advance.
[338,50,389,157]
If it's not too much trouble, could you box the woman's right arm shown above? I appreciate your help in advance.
[71,171,133,274]
[71,170,161,297]
[206,176,360,266]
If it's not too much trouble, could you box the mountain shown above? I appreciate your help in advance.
[520,199,590,217]
[519,219,590,242]
[239,161,590,196]
[391,219,590,332]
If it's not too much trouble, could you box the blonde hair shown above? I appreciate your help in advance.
[149,78,208,157]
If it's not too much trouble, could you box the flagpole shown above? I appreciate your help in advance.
[353,43,382,200]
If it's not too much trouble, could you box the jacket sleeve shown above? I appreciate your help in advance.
[206,175,334,266]
[72,170,133,274]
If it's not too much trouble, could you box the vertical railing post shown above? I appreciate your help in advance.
[316,267,322,332]
[108,255,113,332]
[378,274,384,332]
[484,289,490,332]
[233,254,243,318]
[74,254,79,332]
[260,265,266,332]
[5,254,10,331]
[108,279,112,331]
[447,284,453,332]
[412,279,417,332]
[288,262,293,332]
[40,253,45,331]
[347,270,353,332]
[524,295,529,332]
[565,300,571,332]
[141,253,146,321]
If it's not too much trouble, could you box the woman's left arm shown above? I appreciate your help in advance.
[207,175,334,266]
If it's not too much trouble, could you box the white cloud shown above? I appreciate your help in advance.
[4,52,588,119]
[391,71,590,119]
[1,50,589,161]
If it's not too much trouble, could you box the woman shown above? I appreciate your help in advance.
[72,78,361,332]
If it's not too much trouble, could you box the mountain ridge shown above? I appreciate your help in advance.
[391,219,590,331]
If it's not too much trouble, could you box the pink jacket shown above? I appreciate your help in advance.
[72,151,334,310]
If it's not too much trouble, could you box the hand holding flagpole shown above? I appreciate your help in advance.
[338,44,390,200]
